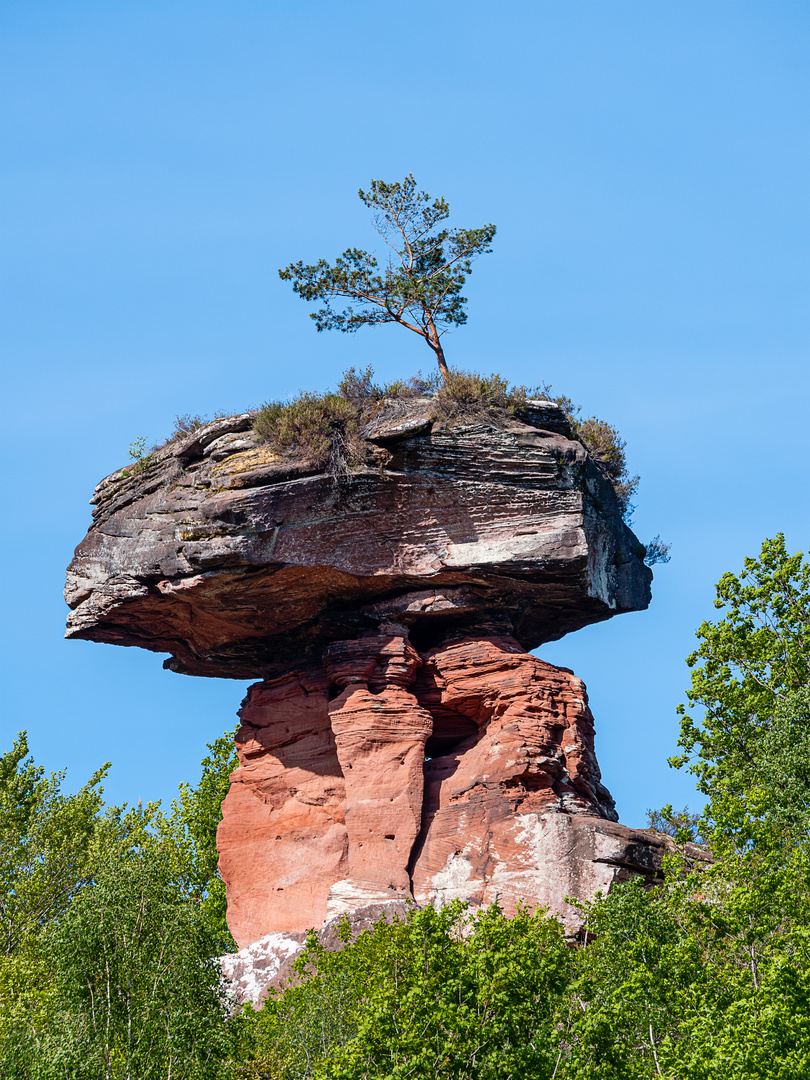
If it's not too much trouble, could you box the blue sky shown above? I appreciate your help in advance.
[2,1,808,826]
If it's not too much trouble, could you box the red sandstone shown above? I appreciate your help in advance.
[219,629,629,949]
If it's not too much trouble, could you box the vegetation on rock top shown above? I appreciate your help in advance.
[253,365,647,533]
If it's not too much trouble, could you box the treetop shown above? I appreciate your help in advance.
[278,173,496,378]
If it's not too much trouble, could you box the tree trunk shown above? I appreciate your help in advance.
[425,316,449,382]
[433,342,449,382]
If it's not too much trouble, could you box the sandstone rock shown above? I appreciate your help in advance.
[65,393,663,993]
[217,628,666,951]
[326,630,433,904]
[414,634,616,823]
[218,669,348,946]
[65,398,651,679]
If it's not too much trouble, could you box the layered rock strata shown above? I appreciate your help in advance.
[65,398,650,678]
[65,395,662,999]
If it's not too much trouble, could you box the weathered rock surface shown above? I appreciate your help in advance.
[66,394,662,997]
[218,628,666,951]
[65,398,651,679]
[216,668,347,944]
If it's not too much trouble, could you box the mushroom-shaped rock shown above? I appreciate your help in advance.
[65,398,651,679]
[65,394,665,997]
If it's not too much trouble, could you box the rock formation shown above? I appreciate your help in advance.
[66,394,663,999]
[65,398,649,677]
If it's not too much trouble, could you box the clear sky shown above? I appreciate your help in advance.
[2,1,808,827]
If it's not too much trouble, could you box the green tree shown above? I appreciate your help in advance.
[156,730,238,950]
[40,847,240,1080]
[0,732,108,956]
[553,536,810,1078]
[672,534,810,851]
[243,901,571,1080]
[558,866,810,1080]
[0,731,245,1078]
[278,175,496,380]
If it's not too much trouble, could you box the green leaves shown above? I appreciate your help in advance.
[0,732,108,956]
[40,848,239,1080]
[156,730,239,949]
[562,534,808,1076]
[672,535,810,853]
[560,863,810,1080]
[244,901,570,1080]
[278,174,496,374]
[0,729,243,1077]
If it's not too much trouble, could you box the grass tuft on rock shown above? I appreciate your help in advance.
[253,391,364,478]
[252,366,640,521]
[432,369,552,421]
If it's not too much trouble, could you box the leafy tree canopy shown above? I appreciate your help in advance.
[40,849,240,1080]
[672,534,810,850]
[156,730,238,949]
[0,731,242,1078]
[0,732,108,957]
[243,900,570,1080]
[278,175,496,378]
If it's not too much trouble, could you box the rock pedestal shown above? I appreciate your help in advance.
[218,627,661,953]
[65,395,664,1000]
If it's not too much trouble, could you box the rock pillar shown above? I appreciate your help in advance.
[323,629,433,911]
[217,627,641,949]
[217,669,348,946]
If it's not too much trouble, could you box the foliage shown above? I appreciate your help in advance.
[672,534,810,849]
[431,368,546,422]
[645,804,704,844]
[253,365,439,476]
[160,412,232,446]
[0,952,57,1079]
[234,535,809,1078]
[236,919,374,1079]
[125,435,155,476]
[124,412,233,466]
[242,901,570,1080]
[642,534,671,567]
[156,730,239,949]
[253,390,366,477]
[0,731,243,1077]
[754,686,810,839]
[169,413,207,439]
[548,534,810,1076]
[336,364,439,403]
[19,540,810,1076]
[557,860,810,1080]
[0,732,108,957]
[559,532,810,1075]
[38,848,239,1080]
[550,397,639,521]
[278,174,496,377]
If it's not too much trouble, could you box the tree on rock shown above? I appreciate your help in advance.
[278,174,496,380]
